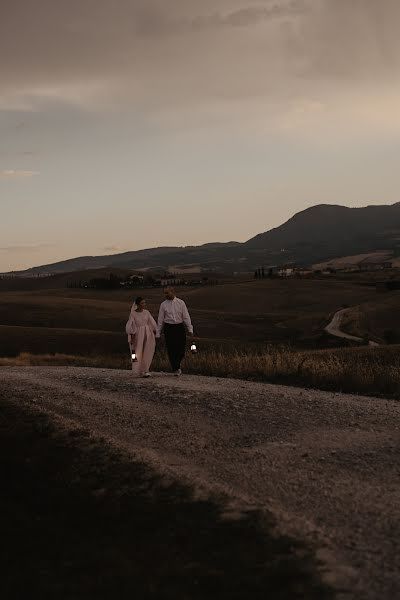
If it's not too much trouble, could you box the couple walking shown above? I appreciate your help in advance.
[125,287,194,377]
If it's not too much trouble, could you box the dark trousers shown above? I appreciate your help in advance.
[164,323,186,371]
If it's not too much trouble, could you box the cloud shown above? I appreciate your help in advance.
[103,245,125,253]
[0,151,36,157]
[0,169,39,179]
[0,243,54,253]
[0,1,308,115]
[189,1,307,31]
[293,0,400,81]
[1,0,400,130]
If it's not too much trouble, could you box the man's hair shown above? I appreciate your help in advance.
[165,286,175,294]
[135,296,144,305]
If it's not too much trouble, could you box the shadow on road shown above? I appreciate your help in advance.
[0,400,332,600]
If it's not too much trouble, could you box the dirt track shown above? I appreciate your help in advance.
[1,366,399,599]
[324,308,363,342]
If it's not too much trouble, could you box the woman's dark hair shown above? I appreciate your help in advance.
[135,296,145,306]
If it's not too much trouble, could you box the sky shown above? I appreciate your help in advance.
[1,0,400,271]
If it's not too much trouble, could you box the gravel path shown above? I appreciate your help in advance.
[325,308,364,342]
[1,366,399,599]
[325,308,379,347]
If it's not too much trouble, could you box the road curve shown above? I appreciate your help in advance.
[325,308,364,342]
[1,366,399,599]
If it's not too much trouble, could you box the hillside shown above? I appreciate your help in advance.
[245,202,400,263]
[12,242,243,277]
[5,202,400,276]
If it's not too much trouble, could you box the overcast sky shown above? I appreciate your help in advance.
[1,0,400,271]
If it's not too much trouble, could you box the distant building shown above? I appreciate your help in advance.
[128,274,144,281]
[159,277,184,287]
[278,267,295,277]
[295,269,313,278]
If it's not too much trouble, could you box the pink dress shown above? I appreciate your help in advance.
[125,308,157,376]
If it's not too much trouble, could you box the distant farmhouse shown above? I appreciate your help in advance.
[278,267,295,277]
[159,276,185,287]
[277,267,313,278]
[254,264,313,279]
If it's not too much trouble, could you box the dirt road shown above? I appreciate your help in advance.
[325,308,364,342]
[1,366,399,599]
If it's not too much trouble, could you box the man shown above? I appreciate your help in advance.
[156,287,193,376]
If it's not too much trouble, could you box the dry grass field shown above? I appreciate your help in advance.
[339,292,400,343]
[3,343,400,398]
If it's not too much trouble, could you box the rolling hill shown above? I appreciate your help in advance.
[245,202,400,262]
[6,202,400,276]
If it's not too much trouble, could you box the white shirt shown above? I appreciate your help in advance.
[156,297,193,337]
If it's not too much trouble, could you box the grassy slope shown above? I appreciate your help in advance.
[0,325,125,357]
[340,292,400,342]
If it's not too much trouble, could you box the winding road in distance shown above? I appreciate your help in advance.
[325,308,379,346]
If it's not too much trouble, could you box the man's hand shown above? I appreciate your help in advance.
[187,331,194,337]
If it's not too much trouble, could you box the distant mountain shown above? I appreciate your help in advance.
[8,202,400,276]
[245,202,400,264]
[15,242,243,276]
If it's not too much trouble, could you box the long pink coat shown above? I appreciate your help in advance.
[125,308,157,376]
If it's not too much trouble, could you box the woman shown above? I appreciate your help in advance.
[125,297,157,377]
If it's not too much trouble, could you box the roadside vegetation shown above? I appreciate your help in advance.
[2,277,400,398]
[2,344,400,399]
